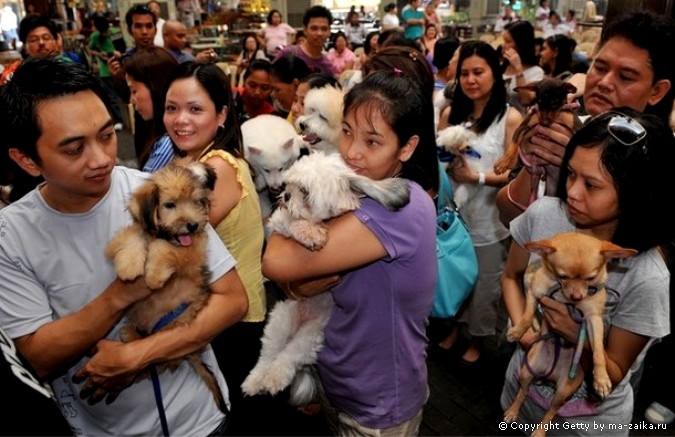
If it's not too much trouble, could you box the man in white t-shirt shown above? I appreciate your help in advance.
[0,58,248,435]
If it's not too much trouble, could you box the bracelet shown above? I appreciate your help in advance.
[477,172,486,185]
[506,180,529,212]
[285,282,305,300]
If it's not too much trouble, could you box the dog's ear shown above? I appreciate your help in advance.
[563,82,578,95]
[348,174,410,211]
[201,163,218,191]
[247,145,262,156]
[186,162,217,191]
[600,242,638,260]
[282,138,295,151]
[524,239,557,256]
[129,182,160,234]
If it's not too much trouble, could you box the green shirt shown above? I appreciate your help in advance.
[88,30,115,77]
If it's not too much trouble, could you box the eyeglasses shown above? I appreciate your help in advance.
[26,33,55,45]
[607,114,647,146]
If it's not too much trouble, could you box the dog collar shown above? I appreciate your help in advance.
[151,303,189,333]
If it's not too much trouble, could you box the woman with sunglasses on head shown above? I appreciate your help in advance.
[500,108,675,435]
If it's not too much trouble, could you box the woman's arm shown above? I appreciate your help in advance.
[262,211,387,288]
[205,155,242,227]
[540,296,650,387]
[449,108,521,188]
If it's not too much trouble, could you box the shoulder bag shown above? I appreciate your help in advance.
[431,162,479,319]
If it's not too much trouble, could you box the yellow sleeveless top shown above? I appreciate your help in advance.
[201,149,266,322]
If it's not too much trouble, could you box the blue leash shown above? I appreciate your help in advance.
[150,365,170,437]
[147,302,190,437]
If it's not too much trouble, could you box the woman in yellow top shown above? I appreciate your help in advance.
[163,61,266,416]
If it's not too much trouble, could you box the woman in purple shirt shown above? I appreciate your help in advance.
[262,70,438,435]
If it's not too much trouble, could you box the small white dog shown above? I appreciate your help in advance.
[242,114,306,219]
[295,85,344,154]
[436,125,482,209]
[241,151,410,405]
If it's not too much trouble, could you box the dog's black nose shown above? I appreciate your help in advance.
[187,222,199,233]
[299,122,306,131]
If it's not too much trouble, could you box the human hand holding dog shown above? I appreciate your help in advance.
[73,339,144,405]
[448,155,479,184]
[521,117,575,168]
[539,296,581,344]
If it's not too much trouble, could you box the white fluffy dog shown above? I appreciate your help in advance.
[241,151,410,406]
[295,85,344,154]
[436,125,482,209]
[242,114,306,219]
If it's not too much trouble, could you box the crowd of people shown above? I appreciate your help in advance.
[1,1,675,436]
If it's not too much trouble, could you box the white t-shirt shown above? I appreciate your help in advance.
[382,12,400,30]
[0,166,235,435]
[541,22,572,39]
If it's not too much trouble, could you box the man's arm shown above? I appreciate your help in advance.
[73,268,248,404]
[13,277,151,379]
[496,122,573,226]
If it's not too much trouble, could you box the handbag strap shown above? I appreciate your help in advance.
[437,161,458,214]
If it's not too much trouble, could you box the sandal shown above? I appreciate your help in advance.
[645,402,675,425]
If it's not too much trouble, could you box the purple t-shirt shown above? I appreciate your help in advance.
[274,44,335,77]
[317,181,437,429]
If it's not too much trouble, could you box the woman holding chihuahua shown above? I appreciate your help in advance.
[262,70,438,435]
[500,108,675,434]
[436,40,522,367]
[163,62,266,423]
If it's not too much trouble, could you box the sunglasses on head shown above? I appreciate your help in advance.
[606,113,647,147]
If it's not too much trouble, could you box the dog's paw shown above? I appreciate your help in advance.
[144,264,174,290]
[261,364,298,395]
[593,368,612,399]
[506,325,526,343]
[119,325,142,343]
[503,406,519,424]
[115,255,146,281]
[290,221,328,251]
[241,364,270,397]
[531,428,547,437]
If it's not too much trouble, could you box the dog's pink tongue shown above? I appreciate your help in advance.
[303,133,320,145]
[178,234,193,246]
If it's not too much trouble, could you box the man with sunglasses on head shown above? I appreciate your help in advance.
[497,11,675,226]
[0,14,72,85]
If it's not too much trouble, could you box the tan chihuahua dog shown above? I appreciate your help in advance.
[504,232,636,436]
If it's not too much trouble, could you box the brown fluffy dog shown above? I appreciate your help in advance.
[504,232,636,436]
[105,158,225,410]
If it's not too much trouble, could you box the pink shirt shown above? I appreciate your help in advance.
[260,23,295,56]
[326,48,356,77]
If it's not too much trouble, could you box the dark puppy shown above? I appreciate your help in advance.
[494,78,582,196]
